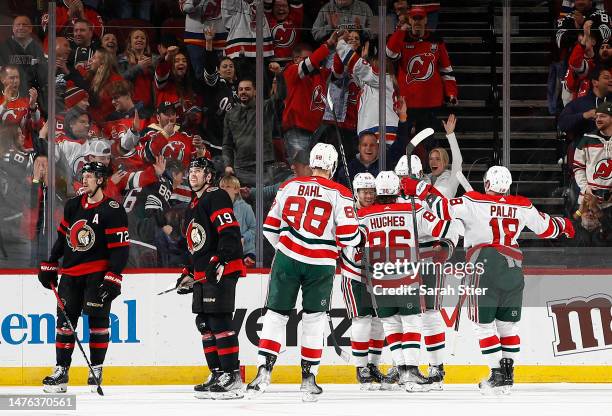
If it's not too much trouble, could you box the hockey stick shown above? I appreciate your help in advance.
[455,171,474,192]
[320,88,358,362]
[50,283,104,396]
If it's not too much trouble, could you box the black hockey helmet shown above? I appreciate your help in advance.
[81,161,110,178]
[189,156,216,187]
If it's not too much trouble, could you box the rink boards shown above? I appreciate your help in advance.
[0,269,611,385]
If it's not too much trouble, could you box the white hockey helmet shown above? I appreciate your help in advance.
[375,171,400,196]
[309,143,338,176]
[394,155,423,178]
[484,165,512,194]
[353,172,376,191]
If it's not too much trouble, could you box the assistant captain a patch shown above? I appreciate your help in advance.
[186,219,207,254]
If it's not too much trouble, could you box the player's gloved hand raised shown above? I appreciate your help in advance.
[97,272,122,303]
[559,217,575,239]
[176,268,195,295]
[38,261,59,290]
[205,256,225,284]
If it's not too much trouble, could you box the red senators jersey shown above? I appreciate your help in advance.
[282,43,331,133]
[186,187,246,280]
[386,30,457,109]
[49,194,129,276]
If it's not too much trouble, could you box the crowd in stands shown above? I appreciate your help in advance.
[551,0,612,245]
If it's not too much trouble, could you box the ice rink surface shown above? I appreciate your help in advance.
[1,384,612,416]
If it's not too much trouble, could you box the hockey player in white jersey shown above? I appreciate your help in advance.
[248,143,365,400]
[395,154,451,388]
[401,166,575,394]
[339,173,386,389]
[361,171,459,392]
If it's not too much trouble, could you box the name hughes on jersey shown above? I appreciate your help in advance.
[369,216,406,230]
[490,205,517,218]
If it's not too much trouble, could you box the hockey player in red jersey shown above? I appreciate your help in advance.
[247,143,365,400]
[38,161,130,393]
[402,166,574,394]
[175,157,246,400]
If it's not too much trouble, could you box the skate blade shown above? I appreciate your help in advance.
[212,391,245,400]
[429,382,443,391]
[89,385,101,393]
[359,383,379,391]
[478,385,505,396]
[405,383,432,392]
[194,391,212,399]
[43,384,67,394]
[380,382,401,391]
[301,392,319,402]
[246,384,268,399]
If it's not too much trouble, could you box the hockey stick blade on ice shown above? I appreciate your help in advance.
[50,283,104,396]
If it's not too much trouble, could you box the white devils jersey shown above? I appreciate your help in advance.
[429,191,567,261]
[263,176,363,266]
[339,202,459,282]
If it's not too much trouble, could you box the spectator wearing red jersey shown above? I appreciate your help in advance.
[118,29,159,115]
[104,80,147,155]
[154,45,204,136]
[282,30,343,163]
[84,48,124,124]
[386,7,457,148]
[265,0,304,65]
[42,0,105,43]
[0,65,43,152]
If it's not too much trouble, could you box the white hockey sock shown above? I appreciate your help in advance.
[350,316,371,368]
[257,310,289,367]
[400,314,421,366]
[368,317,384,366]
[496,319,520,362]
[473,321,502,369]
[422,310,446,366]
[301,312,326,375]
[382,315,405,366]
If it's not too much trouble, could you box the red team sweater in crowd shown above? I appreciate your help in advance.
[0,95,43,151]
[265,1,304,63]
[386,29,457,109]
[282,43,331,133]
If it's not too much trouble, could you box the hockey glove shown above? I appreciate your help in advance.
[205,256,225,284]
[38,261,59,290]
[176,268,195,295]
[98,272,122,303]
[559,217,575,239]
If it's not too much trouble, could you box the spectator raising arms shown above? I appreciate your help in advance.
[222,0,274,59]
[282,30,344,163]
[312,0,374,42]
[202,25,239,155]
[118,29,159,115]
[42,0,105,43]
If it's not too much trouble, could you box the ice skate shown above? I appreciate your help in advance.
[367,363,384,384]
[194,368,222,399]
[246,354,276,399]
[356,366,377,390]
[42,366,69,393]
[478,367,506,395]
[87,365,103,393]
[427,364,445,391]
[401,365,433,392]
[210,370,244,400]
[300,360,322,402]
[380,365,400,391]
[500,358,514,394]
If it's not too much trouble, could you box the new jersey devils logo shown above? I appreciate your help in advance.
[72,155,88,182]
[186,219,206,254]
[593,159,612,180]
[272,22,296,48]
[162,141,186,162]
[405,53,436,85]
[311,85,325,112]
[67,219,95,252]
